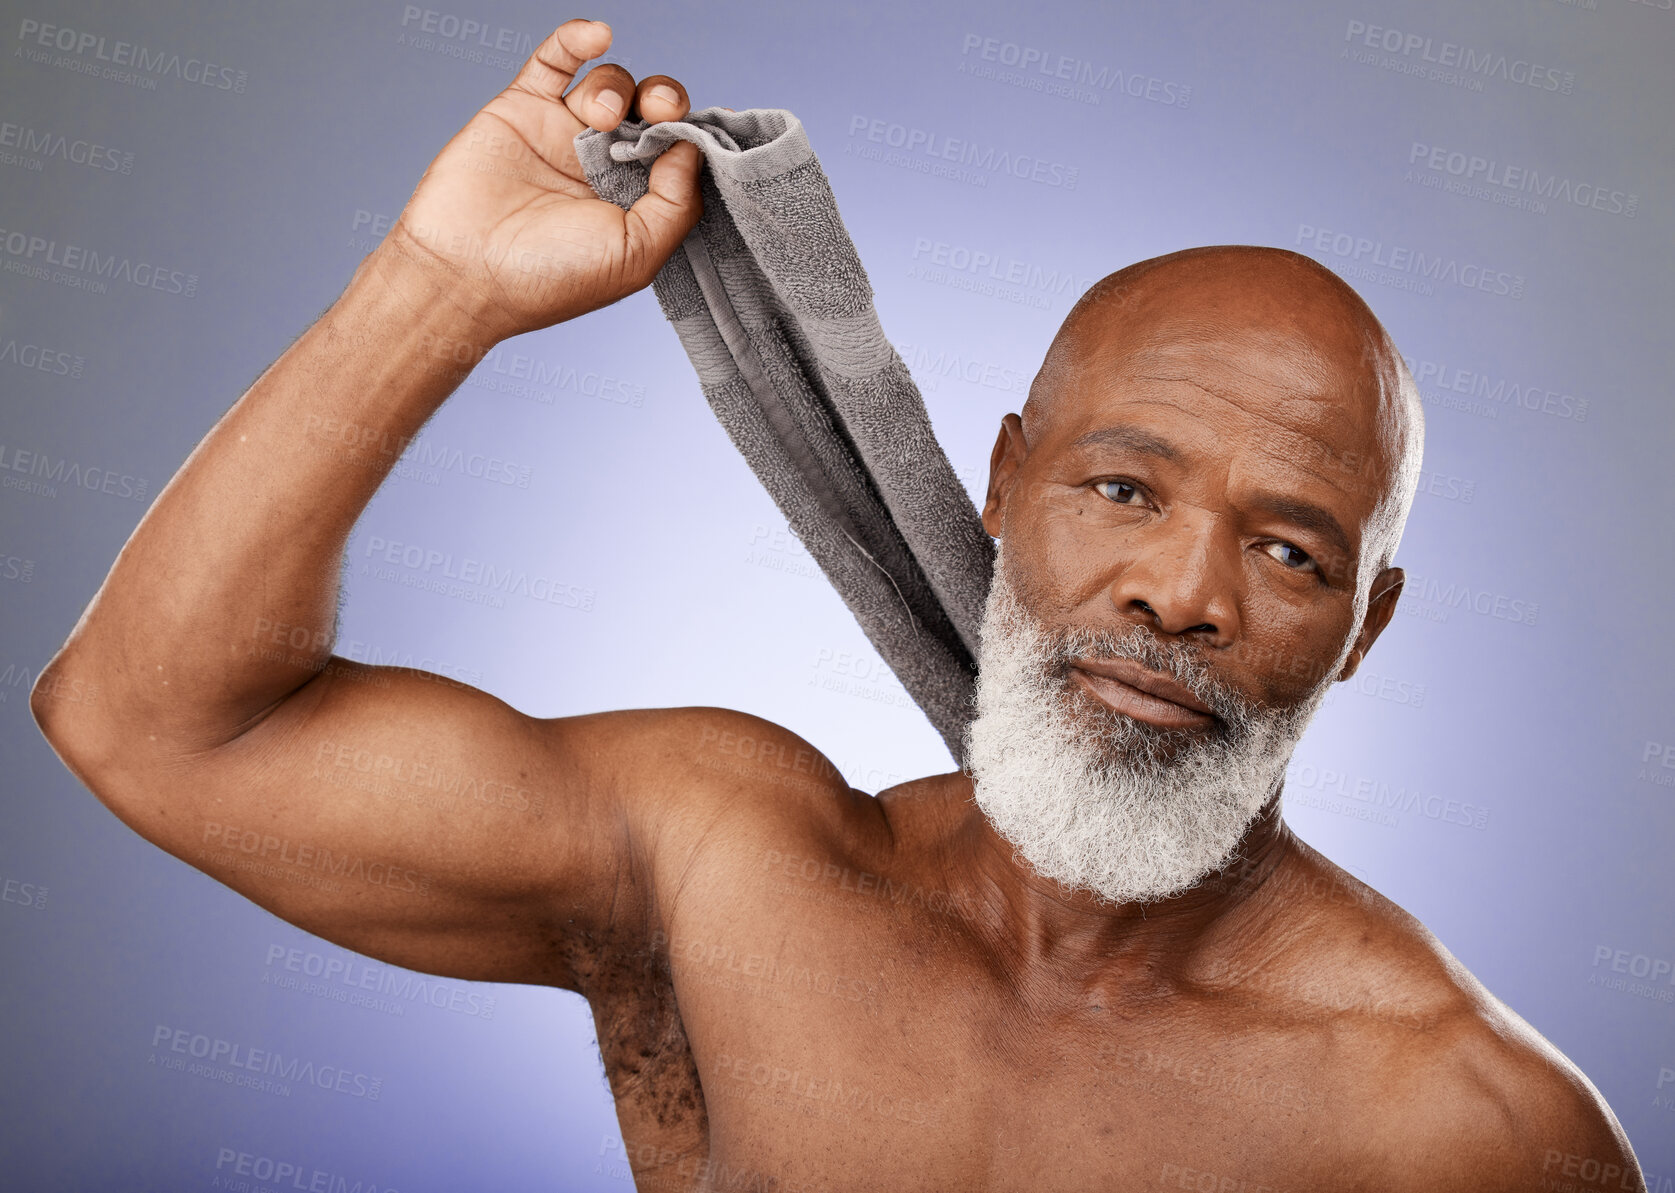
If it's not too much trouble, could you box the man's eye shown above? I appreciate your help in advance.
[1264,541,1315,570]
[1096,480,1143,505]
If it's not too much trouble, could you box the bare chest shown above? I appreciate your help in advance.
[592,908,1347,1192]
[694,1008,1330,1191]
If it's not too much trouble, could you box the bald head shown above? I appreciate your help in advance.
[1022,246,1424,577]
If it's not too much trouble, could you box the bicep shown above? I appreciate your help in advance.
[114,659,627,987]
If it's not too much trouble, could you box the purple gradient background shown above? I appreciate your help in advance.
[2,1,1671,1189]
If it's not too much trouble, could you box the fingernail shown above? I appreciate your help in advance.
[648,84,680,107]
[596,91,624,117]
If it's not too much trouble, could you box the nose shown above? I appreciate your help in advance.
[1106,508,1240,645]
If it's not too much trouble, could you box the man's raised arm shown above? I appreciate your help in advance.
[29,20,719,988]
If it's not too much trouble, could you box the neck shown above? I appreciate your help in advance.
[949,777,1295,977]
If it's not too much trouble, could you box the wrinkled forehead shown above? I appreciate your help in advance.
[1033,300,1400,514]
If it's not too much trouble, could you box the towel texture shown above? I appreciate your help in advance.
[575,108,995,764]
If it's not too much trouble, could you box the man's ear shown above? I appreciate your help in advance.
[981,413,1029,539]
[1338,567,1404,681]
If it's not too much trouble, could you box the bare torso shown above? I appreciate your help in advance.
[577,763,1590,1193]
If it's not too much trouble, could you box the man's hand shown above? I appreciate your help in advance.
[382,19,703,345]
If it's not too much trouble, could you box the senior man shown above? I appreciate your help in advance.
[33,18,1641,1193]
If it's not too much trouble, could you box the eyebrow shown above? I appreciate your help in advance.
[1069,424,1180,460]
[1247,492,1355,563]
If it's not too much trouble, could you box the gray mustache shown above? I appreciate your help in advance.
[1046,622,1258,727]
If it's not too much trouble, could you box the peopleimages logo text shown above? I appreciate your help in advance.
[848,117,1079,189]
[15,19,248,91]
[1342,20,1574,94]
[0,227,197,296]
[957,34,1191,107]
[0,121,133,172]
[150,1025,382,1099]
[1409,143,1637,218]
[1295,224,1525,299]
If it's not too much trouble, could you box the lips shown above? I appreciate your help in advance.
[1067,655,1217,729]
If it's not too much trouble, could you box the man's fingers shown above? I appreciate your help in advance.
[622,141,703,283]
[633,75,691,123]
[509,19,612,105]
[564,63,637,132]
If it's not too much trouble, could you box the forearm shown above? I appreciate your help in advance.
[38,245,504,753]
[33,18,703,775]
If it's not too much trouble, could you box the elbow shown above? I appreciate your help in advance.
[32,652,172,842]
[31,652,118,778]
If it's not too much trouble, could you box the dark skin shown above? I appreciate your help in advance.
[31,20,1642,1193]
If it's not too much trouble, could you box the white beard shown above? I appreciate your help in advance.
[964,542,1339,906]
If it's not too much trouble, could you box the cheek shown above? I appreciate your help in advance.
[1007,493,1128,614]
[1232,589,1357,701]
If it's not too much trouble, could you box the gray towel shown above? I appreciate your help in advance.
[575,108,995,764]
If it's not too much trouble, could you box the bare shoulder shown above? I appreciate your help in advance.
[1249,838,1645,1193]
[548,704,888,917]
[586,704,876,832]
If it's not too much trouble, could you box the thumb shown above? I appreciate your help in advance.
[622,140,704,286]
